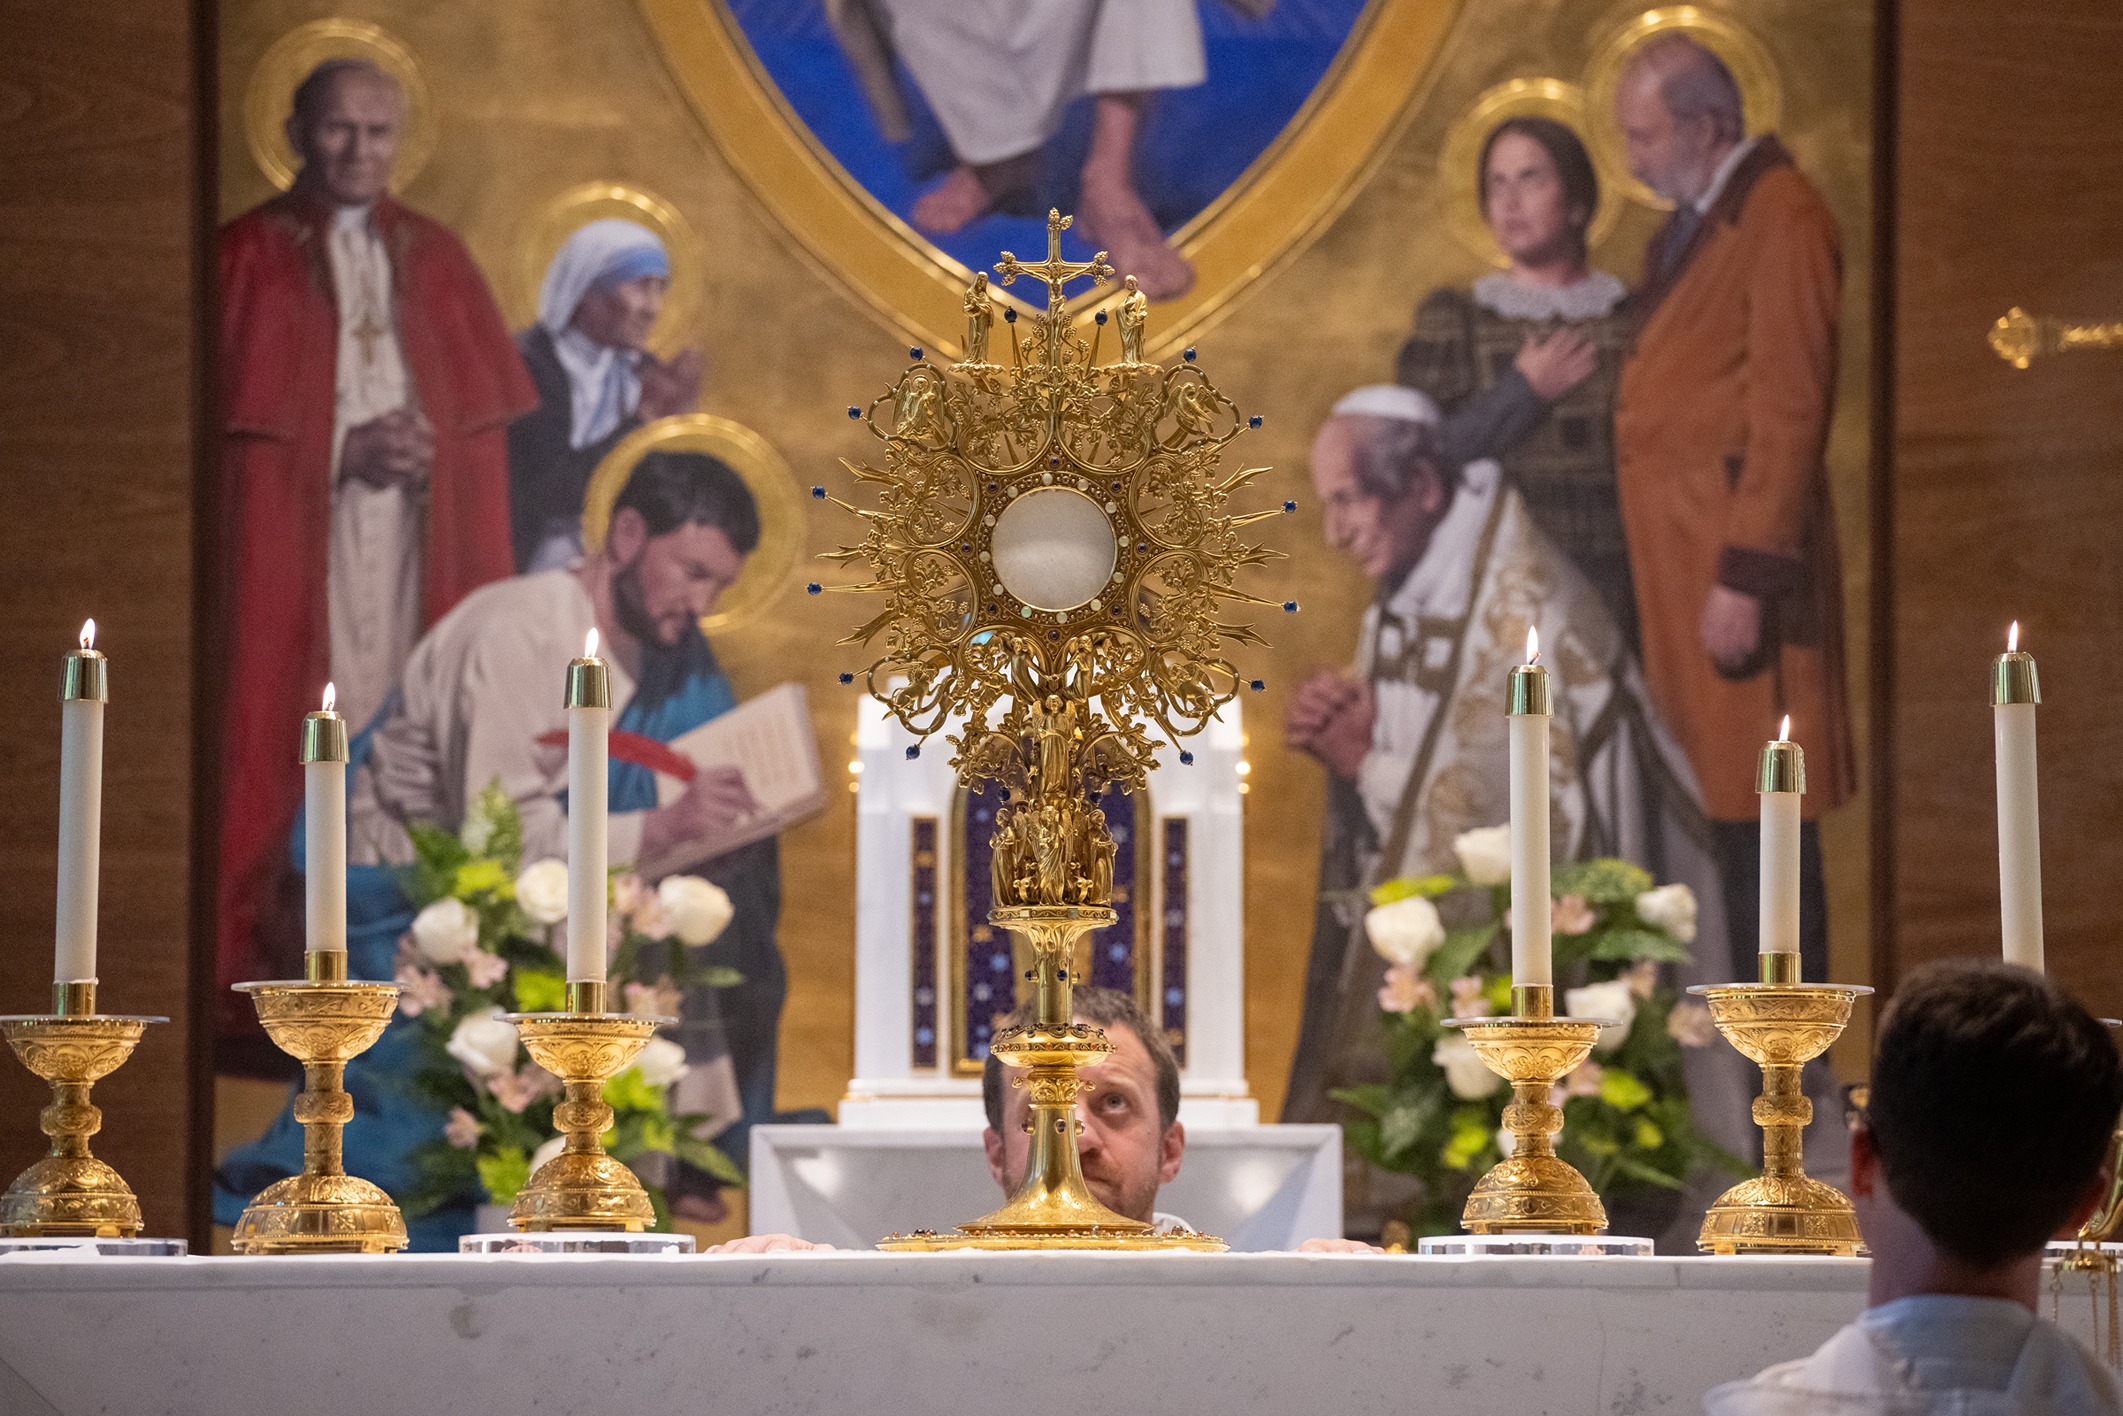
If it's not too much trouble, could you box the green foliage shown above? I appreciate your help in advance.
[1342,856,1747,1236]
[512,968,566,1013]
[476,1145,531,1206]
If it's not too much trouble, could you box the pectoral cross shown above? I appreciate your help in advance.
[995,209,1113,313]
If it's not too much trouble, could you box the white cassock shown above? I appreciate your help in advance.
[1287,460,1760,1227]
[350,570,646,870]
[326,203,424,734]
[875,0,1206,165]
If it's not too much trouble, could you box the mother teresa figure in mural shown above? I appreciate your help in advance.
[508,218,705,572]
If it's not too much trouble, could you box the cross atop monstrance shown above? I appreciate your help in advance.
[996,209,1114,313]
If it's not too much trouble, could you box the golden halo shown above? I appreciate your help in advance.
[244,19,436,192]
[1440,79,1623,268]
[581,415,802,635]
[516,183,707,360]
[1583,7,1785,211]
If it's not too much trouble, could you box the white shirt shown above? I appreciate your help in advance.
[325,203,423,734]
[1707,1294,2123,1416]
[1695,135,1762,215]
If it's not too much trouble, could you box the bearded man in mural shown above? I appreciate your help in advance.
[842,0,1206,299]
[215,58,534,1024]
[1280,386,1721,1224]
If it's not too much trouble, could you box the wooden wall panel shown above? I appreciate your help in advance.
[0,1,201,1239]
[1890,0,2123,1012]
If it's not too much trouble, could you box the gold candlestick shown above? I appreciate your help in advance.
[0,983,163,1237]
[1450,985,1609,1235]
[230,953,408,1254]
[1690,974,1872,1255]
[505,981,667,1232]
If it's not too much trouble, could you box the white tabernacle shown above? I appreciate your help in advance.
[9,1252,2108,1416]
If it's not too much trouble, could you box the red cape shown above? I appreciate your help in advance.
[215,189,535,1029]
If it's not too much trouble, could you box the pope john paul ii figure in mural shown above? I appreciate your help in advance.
[214,57,822,1247]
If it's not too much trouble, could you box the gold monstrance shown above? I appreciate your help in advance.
[829,211,1283,1251]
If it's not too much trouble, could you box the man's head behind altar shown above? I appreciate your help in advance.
[287,59,403,209]
[603,451,759,650]
[1311,387,1457,586]
[981,986,1183,1225]
[1856,959,2122,1277]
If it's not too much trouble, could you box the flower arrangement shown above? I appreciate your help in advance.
[1335,825,1744,1239]
[395,784,744,1225]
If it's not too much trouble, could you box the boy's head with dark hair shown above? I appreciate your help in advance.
[980,985,1184,1224]
[1859,958,2122,1278]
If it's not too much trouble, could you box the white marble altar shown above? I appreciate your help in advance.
[8,1252,2099,1416]
[749,1122,1343,1249]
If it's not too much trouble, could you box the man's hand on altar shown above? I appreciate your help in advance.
[701,1233,836,1255]
[636,346,705,422]
[341,408,434,489]
[639,764,761,864]
[1286,670,1374,781]
[1293,1237,1385,1254]
[1700,583,1763,675]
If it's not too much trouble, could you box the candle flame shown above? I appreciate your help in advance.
[322,682,336,714]
[2008,620,2020,653]
[1525,625,1540,666]
[584,628,600,660]
[1779,714,1791,742]
[78,619,95,651]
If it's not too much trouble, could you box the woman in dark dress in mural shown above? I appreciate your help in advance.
[1395,117,1640,649]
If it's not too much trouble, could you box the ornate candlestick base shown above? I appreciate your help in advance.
[507,988,667,1232]
[1447,986,1610,1236]
[1690,980,1872,1256]
[879,907,1225,1252]
[0,985,165,1238]
[232,959,408,1254]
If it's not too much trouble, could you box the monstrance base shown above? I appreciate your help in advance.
[1418,1233,1653,1257]
[461,1230,695,1255]
[877,1225,1227,1252]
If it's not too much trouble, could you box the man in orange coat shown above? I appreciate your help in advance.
[1612,33,1854,978]
[216,59,535,1033]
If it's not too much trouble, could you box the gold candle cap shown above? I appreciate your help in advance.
[61,649,107,703]
[1506,663,1551,716]
[301,711,348,764]
[1758,952,1801,985]
[305,950,350,983]
[1513,983,1555,1019]
[565,657,611,710]
[566,980,608,1014]
[1757,738,1805,794]
[1992,651,2039,706]
[53,980,97,1015]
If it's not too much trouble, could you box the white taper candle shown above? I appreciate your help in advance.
[1758,716,1804,978]
[566,629,611,986]
[1992,622,2042,971]
[1507,626,1553,991]
[54,620,106,986]
[302,683,348,956]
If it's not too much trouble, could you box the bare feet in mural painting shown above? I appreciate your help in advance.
[1077,174,1193,302]
[911,153,1037,235]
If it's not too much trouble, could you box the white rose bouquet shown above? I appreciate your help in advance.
[1334,832,1743,1240]
[397,783,745,1225]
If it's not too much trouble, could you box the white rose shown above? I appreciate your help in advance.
[1566,979,1639,1055]
[445,1007,520,1078]
[1452,825,1513,887]
[411,896,480,966]
[515,858,570,926]
[631,1035,691,1088]
[1364,894,1445,970]
[529,1134,566,1176]
[655,875,734,947]
[1433,1034,1502,1099]
[1635,882,1698,944]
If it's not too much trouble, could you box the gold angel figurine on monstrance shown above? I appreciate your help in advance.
[822,210,1289,1250]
